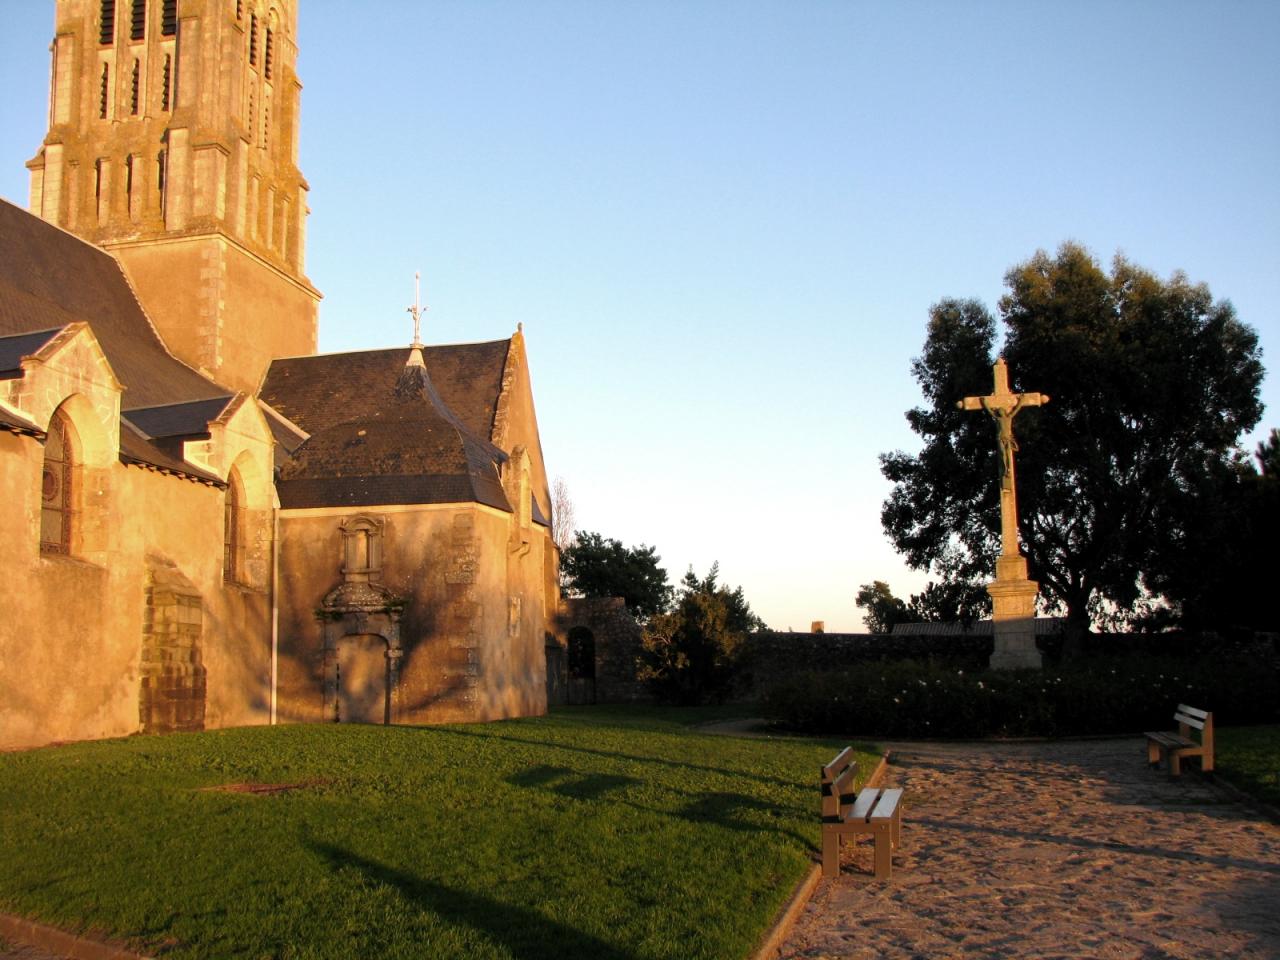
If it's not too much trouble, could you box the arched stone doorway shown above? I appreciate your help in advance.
[566,625,596,705]
[318,584,403,725]
[336,634,390,724]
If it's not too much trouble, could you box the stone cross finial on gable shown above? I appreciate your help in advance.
[406,271,426,349]
[957,357,1049,562]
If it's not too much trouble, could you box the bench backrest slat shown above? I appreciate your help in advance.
[1177,704,1209,720]
[822,747,855,783]
[822,765,857,818]
[1174,712,1204,729]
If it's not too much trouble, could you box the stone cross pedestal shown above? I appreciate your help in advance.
[958,357,1049,670]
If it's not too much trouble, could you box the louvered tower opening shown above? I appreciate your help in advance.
[100,0,116,45]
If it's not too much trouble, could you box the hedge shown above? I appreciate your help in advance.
[762,655,1280,739]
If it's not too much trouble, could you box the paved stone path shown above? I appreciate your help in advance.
[780,739,1280,959]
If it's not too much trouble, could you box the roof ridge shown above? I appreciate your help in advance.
[272,337,512,364]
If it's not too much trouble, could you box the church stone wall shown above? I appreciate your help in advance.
[275,504,550,727]
[112,236,318,394]
[0,338,276,750]
[0,430,274,749]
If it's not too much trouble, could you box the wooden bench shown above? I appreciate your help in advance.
[821,747,902,880]
[1145,704,1214,776]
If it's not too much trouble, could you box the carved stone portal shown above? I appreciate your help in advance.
[317,516,405,723]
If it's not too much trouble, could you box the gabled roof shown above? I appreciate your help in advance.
[263,344,518,512]
[122,396,235,441]
[0,198,234,478]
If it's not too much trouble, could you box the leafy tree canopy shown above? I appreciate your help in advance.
[881,243,1264,638]
[559,531,672,620]
[855,577,987,633]
[639,563,765,704]
[855,581,908,634]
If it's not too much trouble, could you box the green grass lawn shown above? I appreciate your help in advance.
[1217,724,1280,808]
[0,707,877,960]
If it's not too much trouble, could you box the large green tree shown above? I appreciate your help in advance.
[1148,432,1280,632]
[881,244,1264,642]
[559,531,672,619]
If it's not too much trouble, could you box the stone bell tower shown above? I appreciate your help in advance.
[26,0,320,394]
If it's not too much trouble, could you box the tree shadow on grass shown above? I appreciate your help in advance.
[676,791,811,850]
[506,765,640,801]
[307,840,637,960]
[434,725,801,790]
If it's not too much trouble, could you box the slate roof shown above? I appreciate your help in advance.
[261,339,510,440]
[0,403,43,437]
[122,396,235,441]
[0,328,60,379]
[263,346,519,512]
[0,198,232,479]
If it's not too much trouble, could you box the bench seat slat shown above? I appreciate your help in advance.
[848,788,880,822]
[1145,731,1194,748]
[870,788,902,821]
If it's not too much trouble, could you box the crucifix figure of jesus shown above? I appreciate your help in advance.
[957,357,1049,562]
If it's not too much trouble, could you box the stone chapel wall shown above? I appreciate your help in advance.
[275,503,550,727]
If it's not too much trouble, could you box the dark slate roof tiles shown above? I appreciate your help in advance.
[0,328,62,379]
[0,199,234,479]
[122,396,235,440]
[261,339,510,441]
[118,420,223,485]
[266,344,517,511]
[0,198,229,410]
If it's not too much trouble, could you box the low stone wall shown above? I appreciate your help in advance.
[553,597,650,704]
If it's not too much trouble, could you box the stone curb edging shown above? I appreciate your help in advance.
[0,913,152,960]
[751,750,893,960]
[1199,770,1280,824]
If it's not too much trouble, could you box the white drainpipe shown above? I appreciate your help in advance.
[270,497,280,724]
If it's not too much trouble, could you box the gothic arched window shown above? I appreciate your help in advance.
[40,410,77,555]
[223,467,245,582]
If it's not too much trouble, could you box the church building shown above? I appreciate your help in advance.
[0,0,557,750]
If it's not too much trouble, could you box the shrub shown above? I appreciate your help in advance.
[762,656,1280,738]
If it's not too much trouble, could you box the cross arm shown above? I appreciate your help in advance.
[956,391,1050,413]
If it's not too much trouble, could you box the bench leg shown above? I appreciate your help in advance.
[891,807,902,850]
[1147,740,1162,766]
[822,829,840,878]
[873,823,892,880]
[1169,752,1182,777]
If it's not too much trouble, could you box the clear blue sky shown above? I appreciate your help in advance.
[2,1,1277,631]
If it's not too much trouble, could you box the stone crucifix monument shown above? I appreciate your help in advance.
[958,357,1049,670]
